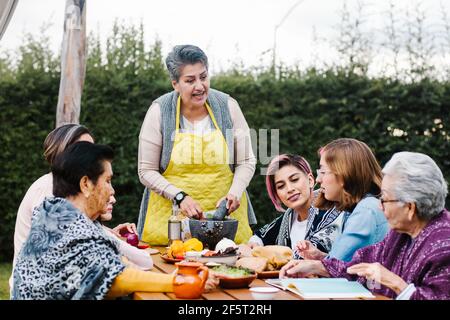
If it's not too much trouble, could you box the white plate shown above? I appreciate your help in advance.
[204,262,222,267]
[195,254,238,266]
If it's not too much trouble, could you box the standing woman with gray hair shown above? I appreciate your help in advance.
[137,44,256,245]
[280,152,450,300]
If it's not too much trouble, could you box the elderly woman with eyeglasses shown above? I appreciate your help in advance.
[280,152,450,300]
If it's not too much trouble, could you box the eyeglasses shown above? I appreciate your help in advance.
[379,197,402,210]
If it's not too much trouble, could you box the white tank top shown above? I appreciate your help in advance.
[289,218,308,250]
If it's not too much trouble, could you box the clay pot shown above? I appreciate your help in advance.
[173,261,209,299]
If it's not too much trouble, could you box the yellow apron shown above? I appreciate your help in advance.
[142,96,252,245]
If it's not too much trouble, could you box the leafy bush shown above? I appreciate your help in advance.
[0,25,448,262]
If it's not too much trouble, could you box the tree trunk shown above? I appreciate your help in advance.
[56,0,86,127]
[0,0,18,41]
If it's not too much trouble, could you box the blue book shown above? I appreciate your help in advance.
[280,278,375,299]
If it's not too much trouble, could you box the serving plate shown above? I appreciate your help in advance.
[195,254,239,266]
[160,253,184,264]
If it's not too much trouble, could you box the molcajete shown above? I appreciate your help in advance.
[189,219,238,249]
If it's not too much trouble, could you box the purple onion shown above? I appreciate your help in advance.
[126,233,139,247]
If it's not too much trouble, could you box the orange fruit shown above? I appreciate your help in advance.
[183,238,203,252]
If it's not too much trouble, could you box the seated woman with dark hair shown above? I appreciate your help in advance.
[280,152,450,300]
[12,142,216,300]
[10,124,152,295]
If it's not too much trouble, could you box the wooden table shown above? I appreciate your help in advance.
[134,247,391,301]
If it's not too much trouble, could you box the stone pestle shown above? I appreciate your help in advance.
[212,199,228,220]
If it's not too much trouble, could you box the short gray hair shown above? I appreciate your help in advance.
[382,151,448,220]
[165,45,209,81]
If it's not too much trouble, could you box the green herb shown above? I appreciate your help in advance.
[211,265,254,277]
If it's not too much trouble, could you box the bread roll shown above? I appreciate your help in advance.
[252,245,293,270]
[235,257,268,273]
[237,244,253,257]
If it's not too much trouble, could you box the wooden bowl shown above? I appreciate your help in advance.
[217,274,257,289]
[160,253,183,264]
[256,270,280,279]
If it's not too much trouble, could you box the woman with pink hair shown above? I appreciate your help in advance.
[247,154,343,255]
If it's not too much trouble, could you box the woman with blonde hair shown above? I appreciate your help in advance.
[296,138,389,261]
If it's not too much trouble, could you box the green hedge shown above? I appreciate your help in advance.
[0,28,448,262]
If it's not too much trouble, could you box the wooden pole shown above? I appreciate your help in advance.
[0,0,19,41]
[56,0,86,127]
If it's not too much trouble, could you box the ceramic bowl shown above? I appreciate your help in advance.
[249,286,280,300]
[189,219,238,249]
[218,274,257,289]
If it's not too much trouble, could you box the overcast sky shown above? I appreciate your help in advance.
[2,0,449,74]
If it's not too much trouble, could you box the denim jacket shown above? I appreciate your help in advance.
[326,195,389,262]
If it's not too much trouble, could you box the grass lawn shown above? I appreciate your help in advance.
[0,263,12,300]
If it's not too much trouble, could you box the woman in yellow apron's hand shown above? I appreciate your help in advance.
[137,45,257,246]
